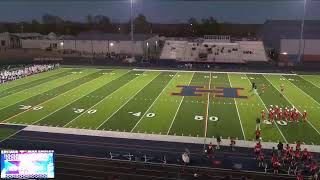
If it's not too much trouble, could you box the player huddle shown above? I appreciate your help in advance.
[261,105,307,123]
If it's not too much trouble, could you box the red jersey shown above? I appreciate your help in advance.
[279,110,283,120]
[284,110,289,120]
[255,130,261,137]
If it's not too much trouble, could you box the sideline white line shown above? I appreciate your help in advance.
[133,68,297,76]
[227,74,246,140]
[166,73,194,135]
[244,74,287,143]
[96,72,161,130]
[130,72,178,132]
[264,75,320,136]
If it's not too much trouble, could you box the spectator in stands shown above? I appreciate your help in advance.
[206,142,214,158]
[182,152,190,165]
[230,138,236,151]
[216,136,221,150]
[277,142,283,157]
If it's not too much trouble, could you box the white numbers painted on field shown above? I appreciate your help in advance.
[194,115,219,122]
[204,76,209,79]
[212,76,218,79]
[19,105,32,110]
[249,77,255,80]
[74,108,85,114]
[280,78,286,81]
[169,74,174,77]
[177,75,181,77]
[19,105,43,111]
[87,109,97,114]
[135,74,141,76]
[146,113,156,118]
[288,78,295,81]
[71,72,83,74]
[194,115,204,121]
[129,112,142,117]
[32,106,43,111]
[276,120,287,126]
[241,77,247,80]
[209,116,219,122]
[102,72,115,75]
[73,108,97,114]
[263,120,288,126]
[263,120,272,125]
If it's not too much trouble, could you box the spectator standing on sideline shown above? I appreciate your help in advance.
[230,138,236,151]
[216,136,221,150]
[277,142,283,157]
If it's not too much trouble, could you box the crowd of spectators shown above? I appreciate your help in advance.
[254,140,319,179]
[0,64,60,84]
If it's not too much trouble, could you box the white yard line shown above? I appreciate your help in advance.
[130,73,178,132]
[301,76,320,89]
[264,75,320,136]
[95,72,161,130]
[30,71,119,125]
[166,73,195,135]
[0,73,77,112]
[244,74,288,143]
[61,71,136,127]
[204,73,211,140]
[227,74,246,140]
[133,68,297,76]
[283,76,320,107]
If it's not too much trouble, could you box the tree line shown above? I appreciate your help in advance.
[0,13,261,37]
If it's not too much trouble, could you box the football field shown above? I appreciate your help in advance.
[1,67,320,145]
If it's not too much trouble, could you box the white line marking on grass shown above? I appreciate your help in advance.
[0,128,24,143]
[228,74,246,140]
[62,71,137,128]
[264,75,320,137]
[166,73,194,135]
[284,75,320,107]
[204,73,211,143]
[130,73,178,132]
[95,72,161,130]
[133,68,297,76]
[14,70,120,125]
[0,73,77,112]
[245,74,288,143]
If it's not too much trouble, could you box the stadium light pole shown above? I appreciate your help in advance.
[298,0,307,63]
[130,0,134,42]
[130,0,135,60]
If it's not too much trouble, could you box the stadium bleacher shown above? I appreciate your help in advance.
[160,37,268,64]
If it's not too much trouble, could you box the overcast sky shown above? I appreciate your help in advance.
[0,0,319,24]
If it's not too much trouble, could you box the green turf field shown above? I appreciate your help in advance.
[1,67,320,145]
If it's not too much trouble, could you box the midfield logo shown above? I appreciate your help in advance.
[172,86,247,99]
